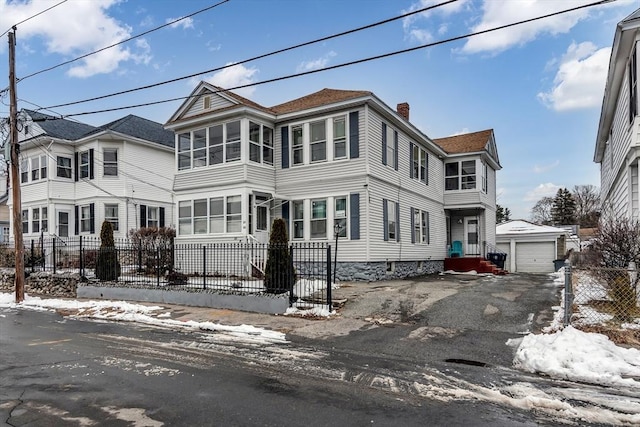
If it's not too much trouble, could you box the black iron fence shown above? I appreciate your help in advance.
[0,237,332,308]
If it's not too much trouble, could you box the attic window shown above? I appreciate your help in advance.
[24,125,29,135]
[203,96,211,110]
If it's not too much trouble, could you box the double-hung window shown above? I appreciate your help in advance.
[445,163,459,190]
[103,149,118,176]
[387,200,396,241]
[310,121,327,162]
[80,151,90,179]
[31,155,47,181]
[249,121,261,163]
[193,199,208,234]
[263,126,274,165]
[334,197,347,238]
[178,201,192,234]
[311,199,327,239]
[32,208,40,233]
[209,125,223,165]
[249,121,275,165]
[333,117,347,160]
[461,160,476,189]
[209,197,224,233]
[292,200,304,239]
[226,195,242,232]
[412,209,429,244]
[178,133,191,170]
[411,144,428,184]
[482,162,488,193]
[80,205,92,232]
[20,160,28,183]
[292,125,304,165]
[57,156,72,178]
[385,125,397,170]
[105,204,119,231]
[225,121,241,162]
[22,210,28,233]
[192,129,207,168]
[147,207,159,228]
[31,157,40,181]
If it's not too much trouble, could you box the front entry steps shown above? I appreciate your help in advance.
[444,257,508,275]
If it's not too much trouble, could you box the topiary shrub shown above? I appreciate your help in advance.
[264,218,296,296]
[95,221,121,281]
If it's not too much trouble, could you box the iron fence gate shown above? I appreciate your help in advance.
[0,237,333,308]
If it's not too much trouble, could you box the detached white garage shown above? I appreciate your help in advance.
[496,220,567,273]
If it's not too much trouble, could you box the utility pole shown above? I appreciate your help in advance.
[8,28,25,303]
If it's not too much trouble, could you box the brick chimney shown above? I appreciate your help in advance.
[397,102,410,121]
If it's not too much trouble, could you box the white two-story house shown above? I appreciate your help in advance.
[165,82,501,279]
[9,110,175,241]
[595,7,640,221]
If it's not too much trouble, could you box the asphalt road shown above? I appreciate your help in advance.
[2,272,638,426]
[0,308,542,427]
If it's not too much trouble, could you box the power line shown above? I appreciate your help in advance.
[55,0,614,119]
[40,0,460,111]
[17,0,231,83]
[0,0,69,39]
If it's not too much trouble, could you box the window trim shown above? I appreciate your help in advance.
[80,205,92,233]
[309,120,327,163]
[310,198,327,239]
[178,195,243,235]
[79,150,90,179]
[103,148,118,177]
[292,200,304,239]
[57,156,72,179]
[445,160,478,191]
[104,204,119,231]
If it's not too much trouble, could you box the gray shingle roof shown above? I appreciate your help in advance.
[24,109,96,141]
[91,115,175,148]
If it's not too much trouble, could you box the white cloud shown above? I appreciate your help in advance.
[206,41,222,52]
[198,63,259,98]
[402,0,469,43]
[296,51,337,73]
[451,127,470,136]
[524,183,561,202]
[456,0,631,55]
[537,42,611,111]
[533,160,560,173]
[0,0,149,78]
[460,1,593,55]
[409,29,433,44]
[166,16,194,30]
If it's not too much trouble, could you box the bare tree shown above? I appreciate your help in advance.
[572,185,600,228]
[530,197,554,225]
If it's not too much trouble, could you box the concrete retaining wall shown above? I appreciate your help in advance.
[77,285,289,314]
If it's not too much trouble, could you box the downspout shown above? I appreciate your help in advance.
[364,104,370,263]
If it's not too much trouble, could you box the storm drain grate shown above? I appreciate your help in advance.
[444,358,489,367]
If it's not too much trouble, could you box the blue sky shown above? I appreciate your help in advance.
[0,0,637,219]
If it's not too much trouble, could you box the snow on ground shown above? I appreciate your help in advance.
[509,269,640,389]
[3,267,640,391]
[0,292,286,345]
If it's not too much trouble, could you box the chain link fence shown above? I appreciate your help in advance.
[563,262,640,340]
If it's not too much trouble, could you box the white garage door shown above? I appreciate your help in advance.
[515,242,555,273]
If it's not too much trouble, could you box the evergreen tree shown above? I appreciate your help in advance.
[496,205,511,223]
[264,218,296,296]
[95,221,121,281]
[551,188,577,225]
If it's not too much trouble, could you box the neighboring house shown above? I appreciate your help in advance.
[8,110,175,241]
[594,8,640,221]
[164,82,502,279]
[496,220,568,273]
[0,193,9,243]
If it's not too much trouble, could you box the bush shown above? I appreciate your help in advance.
[590,215,640,268]
[264,218,296,296]
[128,227,176,274]
[95,221,121,281]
